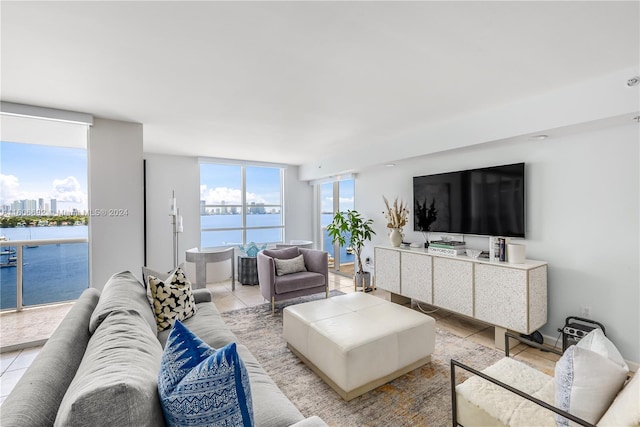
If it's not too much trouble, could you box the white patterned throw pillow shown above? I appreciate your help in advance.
[147,267,197,332]
[554,329,629,426]
[158,320,254,427]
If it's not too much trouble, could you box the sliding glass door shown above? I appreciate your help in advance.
[320,179,355,276]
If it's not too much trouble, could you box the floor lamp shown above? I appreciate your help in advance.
[170,190,183,269]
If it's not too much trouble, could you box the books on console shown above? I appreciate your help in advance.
[427,246,467,256]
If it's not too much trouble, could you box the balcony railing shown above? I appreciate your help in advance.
[0,238,89,311]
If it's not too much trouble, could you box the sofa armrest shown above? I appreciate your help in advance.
[288,416,329,427]
[450,359,596,427]
[192,288,212,304]
[257,252,275,284]
[0,288,101,427]
[299,248,328,276]
[257,251,276,297]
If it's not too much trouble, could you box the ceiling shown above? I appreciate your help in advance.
[2,1,639,167]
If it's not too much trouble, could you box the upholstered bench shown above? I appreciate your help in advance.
[283,292,436,400]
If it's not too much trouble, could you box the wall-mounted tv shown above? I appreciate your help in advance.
[413,163,525,238]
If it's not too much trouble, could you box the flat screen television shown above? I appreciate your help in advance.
[413,163,525,238]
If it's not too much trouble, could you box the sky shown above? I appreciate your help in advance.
[200,164,283,206]
[0,141,88,211]
[0,143,354,215]
[320,179,354,216]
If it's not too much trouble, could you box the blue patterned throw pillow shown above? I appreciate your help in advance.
[158,320,254,426]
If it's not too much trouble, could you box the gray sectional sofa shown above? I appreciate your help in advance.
[1,271,326,427]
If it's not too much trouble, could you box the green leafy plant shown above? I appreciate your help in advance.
[326,209,375,275]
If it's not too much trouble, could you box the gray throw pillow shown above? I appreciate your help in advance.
[89,271,157,336]
[274,254,307,276]
[55,309,165,427]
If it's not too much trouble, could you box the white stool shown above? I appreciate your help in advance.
[283,293,436,400]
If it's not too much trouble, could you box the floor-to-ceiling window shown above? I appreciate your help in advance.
[1,107,91,311]
[200,161,284,248]
[320,178,354,276]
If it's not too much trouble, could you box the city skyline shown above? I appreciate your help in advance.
[3,197,62,216]
[0,141,87,212]
[200,163,282,206]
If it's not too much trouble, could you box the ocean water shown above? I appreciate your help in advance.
[1,226,88,310]
[201,213,355,263]
[1,216,355,310]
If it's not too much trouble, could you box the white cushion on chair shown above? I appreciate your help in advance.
[555,329,629,426]
[456,357,556,427]
[597,373,640,427]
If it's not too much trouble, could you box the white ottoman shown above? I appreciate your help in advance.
[283,293,436,400]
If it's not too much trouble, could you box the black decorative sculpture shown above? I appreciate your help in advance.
[414,198,437,247]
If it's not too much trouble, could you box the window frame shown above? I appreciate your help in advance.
[199,158,285,248]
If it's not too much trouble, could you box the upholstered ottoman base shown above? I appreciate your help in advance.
[283,293,436,400]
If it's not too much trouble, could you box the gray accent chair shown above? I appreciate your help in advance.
[257,246,329,314]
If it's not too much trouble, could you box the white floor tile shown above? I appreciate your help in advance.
[0,351,20,375]
[8,347,41,371]
[0,368,27,397]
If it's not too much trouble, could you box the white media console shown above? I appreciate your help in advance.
[374,245,548,349]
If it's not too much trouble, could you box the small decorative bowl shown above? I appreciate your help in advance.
[466,249,482,259]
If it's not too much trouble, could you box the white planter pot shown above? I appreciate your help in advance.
[389,228,403,247]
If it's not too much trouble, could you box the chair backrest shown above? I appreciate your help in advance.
[263,246,300,260]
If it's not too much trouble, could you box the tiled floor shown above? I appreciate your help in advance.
[0,271,560,405]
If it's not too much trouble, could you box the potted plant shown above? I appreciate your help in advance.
[326,209,376,291]
[382,196,409,247]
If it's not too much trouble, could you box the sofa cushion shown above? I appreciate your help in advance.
[0,288,100,427]
[555,329,628,426]
[263,246,299,260]
[55,309,165,427]
[235,344,305,426]
[157,301,238,349]
[275,271,326,294]
[89,271,157,336]
[158,320,254,427]
[141,265,171,291]
[158,304,305,426]
[597,372,639,426]
[274,254,307,276]
[148,267,198,332]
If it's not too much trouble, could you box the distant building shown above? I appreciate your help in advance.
[38,198,44,212]
[51,199,57,214]
[200,200,206,215]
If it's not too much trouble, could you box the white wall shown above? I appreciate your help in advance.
[300,66,639,181]
[354,122,639,363]
[143,155,314,281]
[144,154,200,273]
[88,118,144,289]
[284,167,315,245]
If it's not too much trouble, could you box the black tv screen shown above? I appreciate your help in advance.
[413,163,525,237]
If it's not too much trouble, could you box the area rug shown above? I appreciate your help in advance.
[221,293,504,427]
